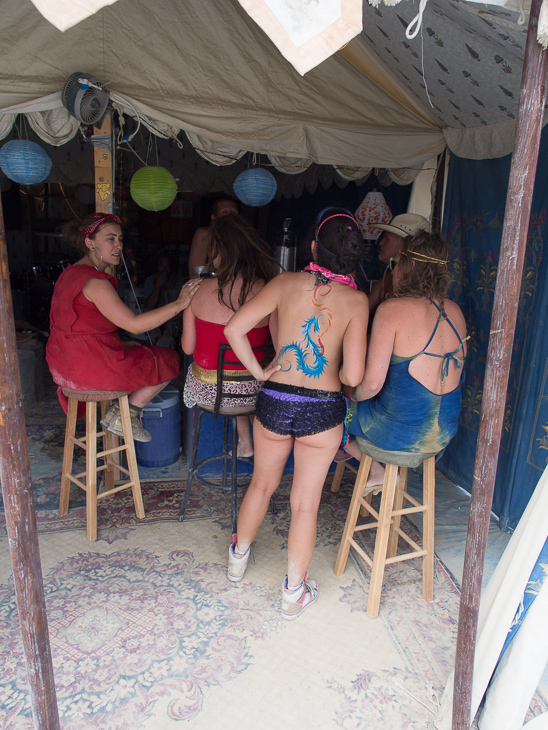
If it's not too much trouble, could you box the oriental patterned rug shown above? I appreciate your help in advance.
[2,473,547,729]
[0,472,466,730]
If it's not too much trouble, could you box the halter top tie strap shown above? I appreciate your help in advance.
[413,300,468,385]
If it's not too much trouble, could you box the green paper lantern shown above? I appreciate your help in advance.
[130,166,177,211]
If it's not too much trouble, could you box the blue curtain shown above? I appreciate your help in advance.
[439,130,548,531]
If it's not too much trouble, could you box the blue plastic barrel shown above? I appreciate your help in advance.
[135,388,181,467]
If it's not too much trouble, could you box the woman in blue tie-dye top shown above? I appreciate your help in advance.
[344,230,467,487]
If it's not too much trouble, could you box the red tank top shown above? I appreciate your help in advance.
[193,318,270,370]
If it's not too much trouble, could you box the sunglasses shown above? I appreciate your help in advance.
[389,257,400,271]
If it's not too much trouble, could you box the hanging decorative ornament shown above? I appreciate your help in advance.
[233,168,277,207]
[354,189,392,240]
[0,140,52,185]
[130,166,178,211]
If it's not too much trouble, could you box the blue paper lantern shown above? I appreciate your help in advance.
[233,168,277,207]
[0,140,52,185]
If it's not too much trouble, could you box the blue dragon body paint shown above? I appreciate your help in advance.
[277,315,328,378]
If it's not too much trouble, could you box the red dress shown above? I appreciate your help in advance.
[46,265,179,413]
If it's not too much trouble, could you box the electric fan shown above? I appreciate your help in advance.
[61,72,109,125]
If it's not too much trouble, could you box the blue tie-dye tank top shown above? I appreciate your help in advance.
[348,301,465,454]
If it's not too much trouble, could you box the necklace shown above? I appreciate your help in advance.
[305,262,357,290]
[86,256,99,271]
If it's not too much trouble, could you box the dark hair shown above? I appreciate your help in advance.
[211,196,239,217]
[59,215,121,255]
[391,231,452,302]
[208,213,276,310]
[313,207,362,276]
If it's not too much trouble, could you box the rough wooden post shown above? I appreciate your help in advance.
[0,193,60,728]
[452,0,548,727]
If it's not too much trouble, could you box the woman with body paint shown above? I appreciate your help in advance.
[224,208,369,620]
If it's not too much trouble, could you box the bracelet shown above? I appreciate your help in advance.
[345,386,359,402]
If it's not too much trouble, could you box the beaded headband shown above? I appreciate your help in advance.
[400,249,448,266]
[84,212,123,239]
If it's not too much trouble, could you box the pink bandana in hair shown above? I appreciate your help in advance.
[305,262,357,289]
[83,212,123,239]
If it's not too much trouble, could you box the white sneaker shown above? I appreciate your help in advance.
[228,540,251,582]
[281,573,318,620]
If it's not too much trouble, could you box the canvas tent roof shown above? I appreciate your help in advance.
[0,0,539,189]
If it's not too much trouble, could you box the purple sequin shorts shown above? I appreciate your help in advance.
[255,381,346,438]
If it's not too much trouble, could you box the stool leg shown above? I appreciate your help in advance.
[331,462,345,493]
[119,396,145,520]
[387,467,407,559]
[86,402,98,541]
[60,397,78,516]
[178,407,203,522]
[101,400,117,493]
[422,457,436,602]
[367,463,399,619]
[334,455,372,576]
[230,415,238,535]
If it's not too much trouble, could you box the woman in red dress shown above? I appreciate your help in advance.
[46,213,200,441]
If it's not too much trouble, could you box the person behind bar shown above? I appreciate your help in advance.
[182,213,276,458]
[368,213,430,316]
[224,207,369,620]
[143,254,185,346]
[188,196,239,276]
[46,213,200,442]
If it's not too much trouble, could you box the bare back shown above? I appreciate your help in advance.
[189,275,267,326]
[270,271,368,391]
[378,296,467,395]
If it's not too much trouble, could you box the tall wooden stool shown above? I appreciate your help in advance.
[331,458,358,493]
[334,439,437,618]
[59,388,145,540]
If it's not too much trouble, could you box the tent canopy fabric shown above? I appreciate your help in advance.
[0,0,441,170]
[0,0,538,180]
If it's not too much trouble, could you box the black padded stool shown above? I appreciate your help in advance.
[178,344,276,533]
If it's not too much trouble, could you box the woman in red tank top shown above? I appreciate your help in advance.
[182,214,276,457]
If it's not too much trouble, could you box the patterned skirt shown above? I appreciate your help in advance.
[183,364,263,410]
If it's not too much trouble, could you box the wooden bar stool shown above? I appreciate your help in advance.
[331,459,358,494]
[59,388,145,540]
[334,439,437,618]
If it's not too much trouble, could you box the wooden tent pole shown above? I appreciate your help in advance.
[93,111,114,214]
[0,194,60,727]
[452,0,548,727]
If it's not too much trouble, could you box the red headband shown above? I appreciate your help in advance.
[84,212,123,239]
